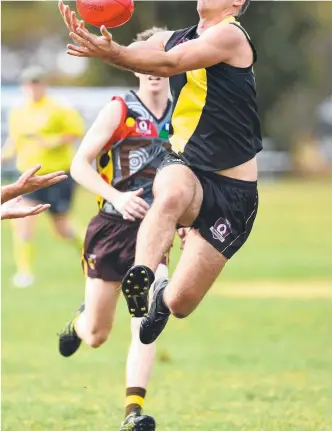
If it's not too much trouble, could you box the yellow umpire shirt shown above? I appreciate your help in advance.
[8,96,85,175]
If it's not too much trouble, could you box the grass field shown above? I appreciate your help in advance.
[1,179,332,431]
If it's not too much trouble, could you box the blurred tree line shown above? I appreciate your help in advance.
[2,1,332,155]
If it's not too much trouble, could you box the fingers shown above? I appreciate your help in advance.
[122,211,135,222]
[1,204,50,220]
[126,205,146,219]
[100,25,112,41]
[133,196,150,211]
[69,31,91,48]
[79,20,86,31]
[124,199,148,220]
[132,189,150,210]
[67,49,87,58]
[76,27,99,46]
[70,10,78,31]
[64,4,74,31]
[20,164,42,181]
[67,43,89,55]
[133,187,144,196]
[21,204,50,217]
[58,1,66,24]
[29,204,51,215]
[44,174,68,187]
[39,170,66,181]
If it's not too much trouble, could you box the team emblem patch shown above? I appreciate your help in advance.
[136,119,153,136]
[87,254,97,270]
[210,218,232,243]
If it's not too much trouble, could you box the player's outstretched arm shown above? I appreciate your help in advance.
[1,166,68,204]
[71,100,149,221]
[1,196,50,221]
[66,23,248,76]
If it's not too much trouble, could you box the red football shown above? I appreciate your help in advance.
[76,0,134,28]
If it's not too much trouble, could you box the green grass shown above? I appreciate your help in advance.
[2,180,332,431]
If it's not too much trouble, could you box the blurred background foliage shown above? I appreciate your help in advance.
[1,1,332,163]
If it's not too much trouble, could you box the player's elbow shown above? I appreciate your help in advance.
[157,56,179,77]
[70,155,86,183]
[70,158,79,181]
[157,66,174,78]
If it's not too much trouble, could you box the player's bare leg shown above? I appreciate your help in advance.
[122,164,202,318]
[51,214,83,253]
[121,264,167,431]
[58,278,120,356]
[140,230,227,344]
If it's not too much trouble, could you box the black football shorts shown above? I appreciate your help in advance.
[158,153,258,259]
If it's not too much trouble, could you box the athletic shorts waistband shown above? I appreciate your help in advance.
[194,169,257,191]
[215,174,257,191]
[99,210,141,226]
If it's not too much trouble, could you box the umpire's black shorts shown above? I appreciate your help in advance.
[24,173,76,215]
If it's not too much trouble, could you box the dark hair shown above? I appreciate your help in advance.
[238,0,251,16]
[134,26,168,42]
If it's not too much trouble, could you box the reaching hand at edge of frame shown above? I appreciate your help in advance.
[1,197,50,220]
[15,165,68,196]
[1,165,68,204]
[15,165,68,195]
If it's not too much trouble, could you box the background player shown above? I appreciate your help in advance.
[58,27,172,431]
[2,66,85,287]
[59,0,261,343]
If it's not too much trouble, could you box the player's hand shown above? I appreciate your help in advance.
[67,25,114,60]
[113,189,150,222]
[177,227,190,250]
[58,1,86,33]
[1,196,50,220]
[15,165,68,195]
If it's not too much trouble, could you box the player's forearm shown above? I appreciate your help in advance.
[1,183,20,204]
[70,156,119,203]
[108,43,175,77]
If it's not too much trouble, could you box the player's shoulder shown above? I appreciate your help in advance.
[100,95,127,121]
[165,26,196,49]
[208,19,249,43]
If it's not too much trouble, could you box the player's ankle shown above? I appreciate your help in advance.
[125,387,146,417]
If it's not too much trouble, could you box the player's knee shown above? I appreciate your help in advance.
[85,328,109,348]
[155,189,189,215]
[168,297,193,319]
[54,225,72,239]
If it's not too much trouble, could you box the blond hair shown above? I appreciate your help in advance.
[134,26,168,42]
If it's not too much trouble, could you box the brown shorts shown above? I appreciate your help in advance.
[82,211,169,282]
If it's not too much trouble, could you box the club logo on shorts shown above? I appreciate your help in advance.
[210,218,232,243]
[87,254,96,270]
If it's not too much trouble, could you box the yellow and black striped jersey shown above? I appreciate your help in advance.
[165,16,262,172]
